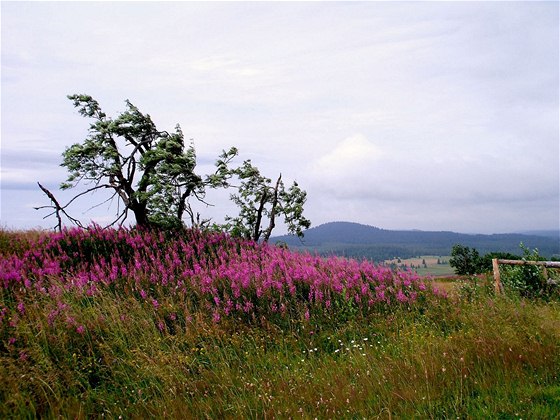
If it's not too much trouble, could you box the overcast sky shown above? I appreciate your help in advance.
[1,1,559,234]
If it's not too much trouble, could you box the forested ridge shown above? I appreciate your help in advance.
[274,221,560,261]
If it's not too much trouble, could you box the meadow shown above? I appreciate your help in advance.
[1,227,559,418]
[384,256,454,277]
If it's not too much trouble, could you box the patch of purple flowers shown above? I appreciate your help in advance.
[1,226,441,329]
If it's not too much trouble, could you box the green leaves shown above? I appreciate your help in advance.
[449,245,481,275]
[46,94,311,235]
[222,160,311,242]
[67,94,106,119]
[57,94,224,229]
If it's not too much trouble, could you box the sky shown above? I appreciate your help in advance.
[1,1,559,235]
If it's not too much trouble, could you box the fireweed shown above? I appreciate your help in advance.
[1,226,443,334]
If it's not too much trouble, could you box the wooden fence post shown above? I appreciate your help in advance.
[492,258,503,295]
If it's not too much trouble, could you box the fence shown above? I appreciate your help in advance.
[492,259,560,294]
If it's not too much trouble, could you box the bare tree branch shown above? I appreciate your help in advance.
[35,183,84,231]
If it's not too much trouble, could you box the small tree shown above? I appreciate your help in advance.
[222,160,311,242]
[449,244,482,275]
[39,94,236,230]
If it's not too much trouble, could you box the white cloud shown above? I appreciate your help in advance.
[190,55,261,77]
[310,134,385,180]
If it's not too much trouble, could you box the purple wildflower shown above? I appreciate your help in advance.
[396,289,408,303]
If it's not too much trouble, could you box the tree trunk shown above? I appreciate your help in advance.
[130,201,150,228]
[252,189,268,242]
[263,174,282,242]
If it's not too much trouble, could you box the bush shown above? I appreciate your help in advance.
[479,251,520,272]
[500,244,560,299]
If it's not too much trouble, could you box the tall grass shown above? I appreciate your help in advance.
[1,227,559,418]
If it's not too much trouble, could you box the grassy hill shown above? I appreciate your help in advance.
[1,227,559,418]
[274,221,560,261]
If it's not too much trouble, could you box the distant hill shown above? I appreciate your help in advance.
[516,230,560,239]
[273,221,560,262]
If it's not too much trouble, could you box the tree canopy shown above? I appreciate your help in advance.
[55,94,240,229]
[449,244,482,275]
[37,94,310,239]
[223,160,311,242]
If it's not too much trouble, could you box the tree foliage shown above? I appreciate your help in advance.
[222,160,311,242]
[449,244,482,275]
[54,94,236,230]
[38,94,310,239]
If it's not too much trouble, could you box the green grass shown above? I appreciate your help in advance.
[385,255,456,277]
[1,229,559,418]
[2,282,559,418]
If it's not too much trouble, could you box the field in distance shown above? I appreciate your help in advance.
[384,255,455,277]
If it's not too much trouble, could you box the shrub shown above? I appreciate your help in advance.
[500,244,560,299]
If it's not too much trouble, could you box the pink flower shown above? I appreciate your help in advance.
[212,311,221,323]
[76,325,85,334]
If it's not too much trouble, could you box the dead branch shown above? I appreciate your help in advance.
[35,182,84,231]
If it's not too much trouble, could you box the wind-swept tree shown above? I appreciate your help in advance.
[223,160,311,242]
[38,94,311,238]
[40,94,237,230]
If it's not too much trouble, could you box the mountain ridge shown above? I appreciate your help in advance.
[273,221,560,261]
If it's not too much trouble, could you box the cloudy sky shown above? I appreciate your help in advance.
[1,1,558,234]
